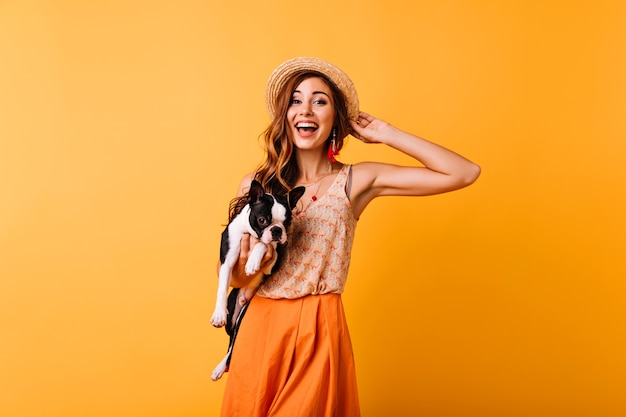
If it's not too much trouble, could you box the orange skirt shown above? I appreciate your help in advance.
[220,293,360,417]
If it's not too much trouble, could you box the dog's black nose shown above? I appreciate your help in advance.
[270,226,282,241]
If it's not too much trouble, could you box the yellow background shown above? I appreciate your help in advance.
[1,1,625,416]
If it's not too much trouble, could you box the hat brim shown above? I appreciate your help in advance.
[265,57,360,121]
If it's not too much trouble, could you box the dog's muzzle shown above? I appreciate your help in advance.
[270,226,283,241]
[261,224,287,244]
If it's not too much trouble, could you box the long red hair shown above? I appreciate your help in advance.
[255,71,352,194]
[228,71,352,219]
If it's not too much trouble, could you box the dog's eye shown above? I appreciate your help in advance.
[258,217,268,226]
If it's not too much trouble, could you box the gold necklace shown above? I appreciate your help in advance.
[297,163,332,209]
[309,176,326,202]
[298,171,329,187]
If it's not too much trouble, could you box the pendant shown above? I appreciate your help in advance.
[311,195,317,201]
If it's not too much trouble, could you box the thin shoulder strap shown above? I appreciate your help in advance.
[344,164,353,200]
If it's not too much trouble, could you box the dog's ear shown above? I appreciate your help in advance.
[248,180,265,203]
[287,186,306,210]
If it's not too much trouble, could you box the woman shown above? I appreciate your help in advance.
[219,57,480,416]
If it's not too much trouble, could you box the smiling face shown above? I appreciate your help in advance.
[286,76,336,153]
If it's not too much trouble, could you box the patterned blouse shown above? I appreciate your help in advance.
[257,164,357,299]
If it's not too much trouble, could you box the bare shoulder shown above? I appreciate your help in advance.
[350,161,387,175]
[349,161,391,195]
[348,162,391,218]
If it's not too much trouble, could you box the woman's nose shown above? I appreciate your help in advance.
[299,102,313,115]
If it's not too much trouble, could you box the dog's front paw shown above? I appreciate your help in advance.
[245,259,260,276]
[245,244,266,275]
[210,309,228,328]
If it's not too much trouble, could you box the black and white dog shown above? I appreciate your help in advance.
[211,180,304,380]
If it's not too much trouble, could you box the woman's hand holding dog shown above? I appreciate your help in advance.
[229,234,276,289]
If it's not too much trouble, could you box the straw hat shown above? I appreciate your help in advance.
[265,57,360,121]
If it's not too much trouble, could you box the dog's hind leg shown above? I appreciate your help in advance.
[211,348,231,381]
[212,298,250,381]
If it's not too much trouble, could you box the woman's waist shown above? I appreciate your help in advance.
[256,273,346,299]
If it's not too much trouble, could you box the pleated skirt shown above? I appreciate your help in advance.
[220,293,361,417]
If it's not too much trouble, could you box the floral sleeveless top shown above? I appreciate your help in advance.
[257,164,357,299]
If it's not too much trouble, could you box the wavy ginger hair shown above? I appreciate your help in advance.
[227,71,352,221]
[255,71,352,195]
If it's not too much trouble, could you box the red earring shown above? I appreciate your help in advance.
[327,129,338,162]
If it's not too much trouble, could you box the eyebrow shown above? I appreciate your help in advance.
[293,90,331,97]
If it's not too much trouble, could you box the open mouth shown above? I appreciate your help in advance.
[295,122,318,134]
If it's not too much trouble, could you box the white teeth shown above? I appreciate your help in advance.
[296,122,318,128]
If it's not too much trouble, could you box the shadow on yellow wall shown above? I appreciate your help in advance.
[1,1,625,416]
